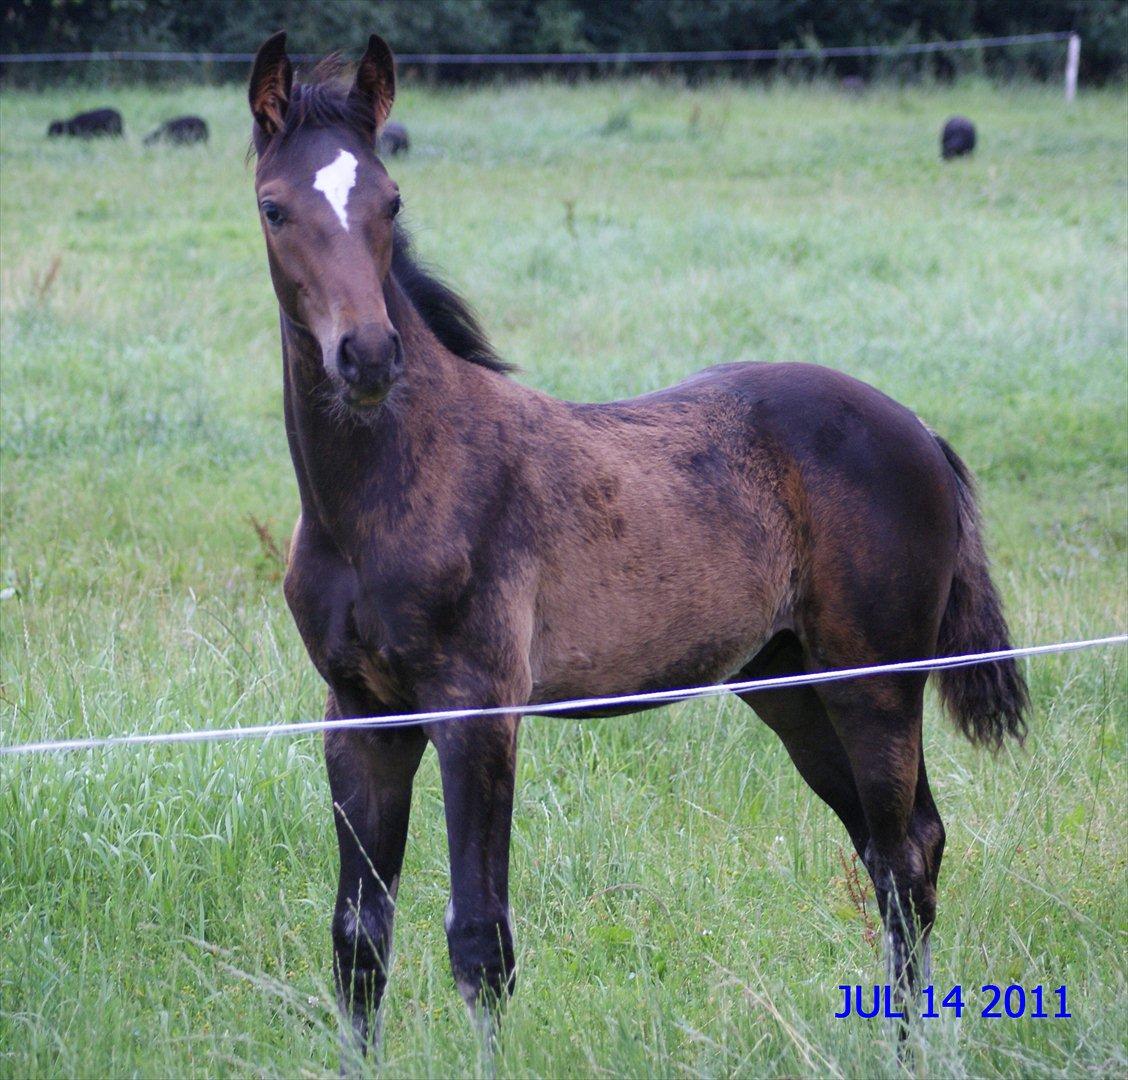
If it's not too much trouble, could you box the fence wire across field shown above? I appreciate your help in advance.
[0,32,1076,66]
[1,634,1123,757]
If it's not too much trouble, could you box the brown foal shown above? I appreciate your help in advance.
[248,31,1027,1058]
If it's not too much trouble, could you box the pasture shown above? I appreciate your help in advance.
[1,77,1125,1078]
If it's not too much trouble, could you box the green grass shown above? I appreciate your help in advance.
[1,77,1125,1078]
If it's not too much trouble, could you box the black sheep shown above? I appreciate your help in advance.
[941,116,976,160]
[378,120,410,156]
[47,108,123,139]
[143,116,209,146]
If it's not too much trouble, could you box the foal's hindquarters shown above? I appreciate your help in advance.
[730,367,961,1003]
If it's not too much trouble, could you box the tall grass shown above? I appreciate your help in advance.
[1,78,1125,1078]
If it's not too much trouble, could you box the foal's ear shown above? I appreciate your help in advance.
[349,34,396,134]
[249,30,292,136]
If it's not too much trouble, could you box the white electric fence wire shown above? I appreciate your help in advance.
[0,33,1075,65]
[1,634,1123,756]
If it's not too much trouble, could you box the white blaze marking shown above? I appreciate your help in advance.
[313,149,358,231]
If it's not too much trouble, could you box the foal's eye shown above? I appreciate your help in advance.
[388,194,402,219]
[260,200,285,226]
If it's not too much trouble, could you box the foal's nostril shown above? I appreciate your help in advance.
[337,334,360,384]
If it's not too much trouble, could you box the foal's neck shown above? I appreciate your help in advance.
[280,278,468,543]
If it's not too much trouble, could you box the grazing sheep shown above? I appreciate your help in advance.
[47,108,123,139]
[379,120,410,156]
[941,116,976,159]
[143,116,209,146]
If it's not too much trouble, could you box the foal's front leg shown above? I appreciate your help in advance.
[324,689,427,1059]
[430,710,521,1028]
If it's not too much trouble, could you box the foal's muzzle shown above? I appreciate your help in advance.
[335,324,403,406]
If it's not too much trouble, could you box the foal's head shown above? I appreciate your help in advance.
[249,32,404,408]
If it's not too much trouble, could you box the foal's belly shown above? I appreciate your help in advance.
[529,623,768,708]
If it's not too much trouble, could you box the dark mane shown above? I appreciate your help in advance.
[392,225,513,375]
[266,63,512,375]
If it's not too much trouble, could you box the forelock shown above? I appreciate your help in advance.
[253,58,375,163]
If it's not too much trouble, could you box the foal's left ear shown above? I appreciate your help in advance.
[349,34,396,135]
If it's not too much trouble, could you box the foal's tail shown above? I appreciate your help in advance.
[933,436,1029,749]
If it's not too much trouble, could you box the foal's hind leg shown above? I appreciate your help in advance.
[324,689,427,1059]
[909,754,946,982]
[815,673,943,998]
[736,632,870,859]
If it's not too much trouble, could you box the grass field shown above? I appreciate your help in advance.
[1,77,1125,1078]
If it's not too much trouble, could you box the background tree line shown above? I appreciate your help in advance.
[2,0,1125,82]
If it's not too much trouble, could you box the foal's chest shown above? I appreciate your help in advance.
[286,534,474,707]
